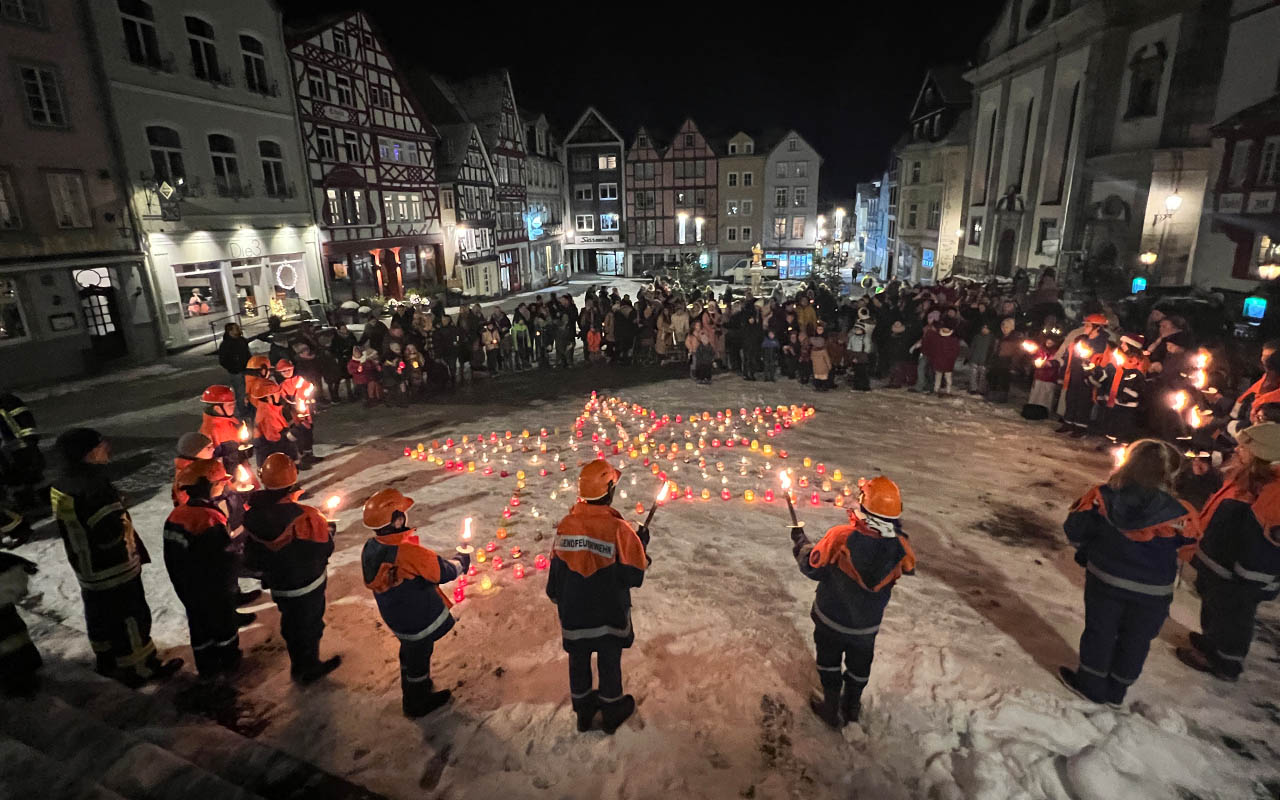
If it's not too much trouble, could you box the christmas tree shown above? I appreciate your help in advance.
[670,253,712,296]
[809,252,846,299]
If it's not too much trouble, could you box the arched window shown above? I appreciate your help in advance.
[119,0,161,67]
[185,16,221,82]
[208,134,241,195]
[258,140,285,197]
[146,126,185,183]
[240,35,270,95]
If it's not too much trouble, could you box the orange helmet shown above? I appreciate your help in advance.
[246,355,271,371]
[275,358,294,374]
[176,458,228,488]
[857,476,902,519]
[201,385,235,403]
[1083,313,1108,327]
[251,379,281,399]
[579,459,621,501]
[260,452,298,490]
[362,488,414,528]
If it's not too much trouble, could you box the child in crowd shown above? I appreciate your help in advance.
[761,329,780,383]
[966,322,994,396]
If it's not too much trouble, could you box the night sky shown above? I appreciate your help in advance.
[282,2,1007,197]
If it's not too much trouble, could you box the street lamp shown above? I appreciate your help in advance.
[955,227,965,239]
[1153,193,1183,225]
[1139,250,1158,266]
[694,216,704,243]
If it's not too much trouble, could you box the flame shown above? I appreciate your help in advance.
[655,482,670,503]
[325,495,340,512]
[779,470,792,490]
[235,464,251,484]
[1034,357,1046,368]
[1113,349,1125,366]
[1194,350,1210,370]
[1075,342,1092,360]
[304,383,315,398]
[238,423,249,442]
[1021,340,1038,354]
[462,517,472,541]
[1171,391,1188,411]
[1111,446,1127,468]
[1189,406,1204,429]
[1191,370,1207,389]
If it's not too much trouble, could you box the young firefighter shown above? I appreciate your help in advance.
[51,428,182,686]
[1088,334,1147,446]
[276,359,320,467]
[199,384,247,472]
[360,488,468,717]
[1057,314,1111,438]
[243,452,341,683]
[252,380,297,468]
[0,551,41,696]
[164,459,242,677]
[243,355,273,410]
[0,390,44,511]
[1177,423,1280,681]
[172,432,214,506]
[790,476,916,728]
[1060,439,1201,706]
[547,459,651,734]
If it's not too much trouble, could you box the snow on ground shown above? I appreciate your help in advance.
[21,362,183,401]
[13,374,1280,800]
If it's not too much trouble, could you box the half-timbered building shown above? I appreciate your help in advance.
[451,70,529,293]
[563,107,626,275]
[624,118,718,276]
[287,12,442,302]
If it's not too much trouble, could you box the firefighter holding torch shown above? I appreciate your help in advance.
[1057,314,1112,438]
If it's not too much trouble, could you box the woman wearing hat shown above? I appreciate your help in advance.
[547,459,651,734]
[1178,423,1280,681]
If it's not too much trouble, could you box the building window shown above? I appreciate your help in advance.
[2,0,44,25]
[794,162,808,178]
[315,126,335,160]
[791,216,805,239]
[574,184,592,201]
[597,154,616,170]
[910,161,921,184]
[969,216,983,245]
[0,278,29,341]
[410,195,422,219]
[571,153,591,172]
[324,188,362,225]
[728,172,738,187]
[208,134,242,196]
[442,189,453,210]
[637,132,648,147]
[575,214,594,231]
[727,227,738,241]
[1229,140,1253,188]
[793,187,807,207]
[888,219,896,240]
[743,172,753,186]
[19,65,66,127]
[46,172,91,228]
[927,200,941,230]
[741,226,751,240]
[788,137,799,151]
[332,32,348,56]
[1259,136,1280,186]
[906,204,918,228]
[397,194,409,220]
[694,189,705,206]
[185,16,221,82]
[888,186,898,208]
[382,193,394,223]
[342,130,360,162]
[775,188,788,208]
[1044,82,1080,204]
[334,74,354,106]
[773,216,786,239]
[259,140,286,197]
[775,161,787,178]
[742,199,753,215]
[0,170,20,229]
[307,66,326,100]
[728,143,737,154]
[240,35,270,95]
[1126,42,1166,119]
[1035,218,1058,254]
[683,133,694,147]
[146,126,185,183]
[599,182,617,200]
[726,200,739,216]
[634,190,655,210]
[119,0,161,68]
[600,213,619,232]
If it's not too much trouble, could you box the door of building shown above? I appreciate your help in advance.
[74,268,127,360]
[996,229,1016,276]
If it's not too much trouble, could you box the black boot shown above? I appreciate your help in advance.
[573,690,600,732]
[403,678,452,718]
[1188,631,1210,654]
[808,688,841,729]
[292,654,342,685]
[840,676,863,724]
[600,695,635,735]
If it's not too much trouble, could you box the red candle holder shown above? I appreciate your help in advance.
[453,585,466,602]
[810,491,821,506]
[513,563,525,580]
[534,554,549,570]
[491,556,504,570]
[764,489,775,502]
[720,489,732,501]
[485,540,498,553]
[404,447,412,457]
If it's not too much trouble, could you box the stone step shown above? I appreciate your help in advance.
[0,735,131,800]
[0,693,263,800]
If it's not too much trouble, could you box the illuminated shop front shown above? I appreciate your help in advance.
[768,251,813,279]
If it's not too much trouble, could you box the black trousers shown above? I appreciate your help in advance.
[814,624,875,701]
[399,636,436,712]
[254,436,297,467]
[273,582,327,673]
[1101,405,1138,444]
[175,582,241,676]
[848,362,871,391]
[82,576,161,681]
[0,604,41,691]
[762,351,778,381]
[1077,573,1169,703]
[568,644,623,708]
[1063,382,1095,428]
[291,423,314,457]
[1195,571,1259,678]
[742,346,760,378]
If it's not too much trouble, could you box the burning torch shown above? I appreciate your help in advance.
[236,422,253,460]
[234,463,255,493]
[457,516,474,555]
[1021,340,1039,355]
[641,480,670,528]
[323,494,341,521]
[779,469,801,527]
[1171,390,1189,412]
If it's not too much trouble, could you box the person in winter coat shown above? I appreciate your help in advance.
[762,329,781,382]
[380,341,409,406]
[1058,314,1112,437]
[361,489,467,717]
[884,321,917,388]
[276,359,318,467]
[556,315,577,368]
[791,476,916,728]
[1060,439,1201,706]
[51,428,183,686]
[986,318,1023,403]
[741,306,764,381]
[243,354,273,412]
[810,323,834,390]
[217,323,253,415]
[0,551,41,696]
[586,326,603,365]
[922,323,961,394]
[693,325,716,385]
[1088,335,1147,445]
[347,345,381,406]
[1022,339,1061,420]
[165,459,242,677]
[0,390,44,519]
[252,380,297,468]
[966,323,994,396]
[1177,423,1280,681]
[172,432,215,507]
[243,453,341,684]
[547,460,651,734]
[512,315,533,370]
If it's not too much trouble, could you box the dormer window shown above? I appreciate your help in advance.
[728,143,737,154]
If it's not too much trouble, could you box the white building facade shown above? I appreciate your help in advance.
[763,131,822,279]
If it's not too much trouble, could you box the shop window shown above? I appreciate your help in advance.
[0,278,29,341]
[172,261,227,338]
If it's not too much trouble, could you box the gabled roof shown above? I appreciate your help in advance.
[434,123,475,183]
[450,69,526,154]
[768,130,824,164]
[283,11,355,45]
[628,125,666,157]
[406,69,470,127]
[1212,93,1280,136]
[908,65,972,122]
[564,106,624,146]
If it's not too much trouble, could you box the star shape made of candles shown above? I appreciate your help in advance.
[403,391,860,599]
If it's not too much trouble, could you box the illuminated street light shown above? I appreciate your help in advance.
[955,228,965,238]
[677,212,689,245]
[1139,250,1158,266]
[1164,193,1183,213]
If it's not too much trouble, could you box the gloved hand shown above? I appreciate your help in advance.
[454,551,471,574]
[286,431,297,442]
[789,526,808,546]
[1073,548,1088,568]
[327,521,338,537]
[636,524,651,547]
